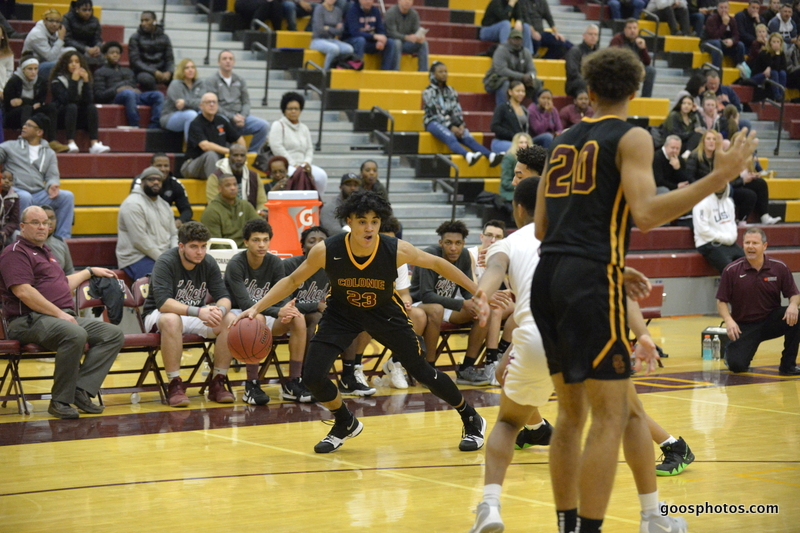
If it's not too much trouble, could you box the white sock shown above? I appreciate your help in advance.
[483,483,502,507]
[659,436,678,447]
[525,421,545,431]
[639,490,659,516]
[166,371,180,381]
[213,367,228,378]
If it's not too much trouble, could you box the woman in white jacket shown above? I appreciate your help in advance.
[692,183,744,273]
[268,91,328,194]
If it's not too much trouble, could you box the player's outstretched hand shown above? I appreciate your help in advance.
[715,128,758,182]
[474,289,491,327]
[633,333,659,376]
[279,299,301,324]
[230,307,258,328]
[623,266,652,301]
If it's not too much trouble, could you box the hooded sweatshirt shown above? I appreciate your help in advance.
[422,68,464,128]
[0,138,59,194]
[692,186,737,248]
[206,156,267,210]
[200,194,260,247]
[267,116,315,168]
[116,168,179,269]
[3,67,48,115]
[22,19,73,62]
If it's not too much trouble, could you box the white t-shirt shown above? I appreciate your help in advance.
[28,144,40,164]
[468,245,485,280]
[396,263,410,291]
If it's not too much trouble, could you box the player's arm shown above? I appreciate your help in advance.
[233,243,326,324]
[620,128,758,232]
[474,251,509,327]
[397,239,478,295]
[533,166,549,240]
[627,298,659,375]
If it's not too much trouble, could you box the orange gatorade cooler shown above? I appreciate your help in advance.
[266,191,322,257]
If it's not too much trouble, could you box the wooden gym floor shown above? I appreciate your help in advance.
[1,315,798,532]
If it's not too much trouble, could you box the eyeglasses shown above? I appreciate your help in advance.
[482,233,503,241]
[24,220,50,227]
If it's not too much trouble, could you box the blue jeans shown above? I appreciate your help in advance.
[490,138,512,153]
[345,36,398,70]
[17,188,75,239]
[283,0,314,30]
[392,39,429,72]
[309,38,354,69]
[532,132,553,149]
[479,21,534,53]
[532,31,572,60]
[751,70,788,100]
[164,109,198,140]
[226,114,270,152]
[642,65,656,98]
[703,39,745,69]
[113,89,164,128]
[426,120,491,157]
[690,13,705,37]
[123,256,156,281]
[608,0,645,19]
[38,60,56,82]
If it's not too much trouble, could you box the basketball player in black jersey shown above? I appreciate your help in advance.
[234,191,487,454]
[530,47,758,533]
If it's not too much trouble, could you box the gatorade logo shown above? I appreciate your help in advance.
[298,208,314,227]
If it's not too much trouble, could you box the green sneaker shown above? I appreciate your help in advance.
[656,437,695,476]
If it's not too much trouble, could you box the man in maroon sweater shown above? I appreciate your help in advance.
[609,19,656,97]
[702,0,747,71]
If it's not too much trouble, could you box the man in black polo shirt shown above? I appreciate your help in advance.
[180,92,245,180]
[717,227,800,375]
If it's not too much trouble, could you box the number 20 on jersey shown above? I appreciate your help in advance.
[545,141,599,197]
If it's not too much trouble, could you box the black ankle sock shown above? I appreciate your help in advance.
[331,404,353,425]
[458,357,477,372]
[456,401,476,422]
[557,509,578,533]
[342,361,355,377]
[576,516,602,533]
[354,353,363,366]
[497,338,511,355]
[485,348,499,364]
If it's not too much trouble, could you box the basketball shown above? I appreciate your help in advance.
[228,317,272,364]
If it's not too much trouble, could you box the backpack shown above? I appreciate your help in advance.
[333,53,364,70]
[285,165,318,192]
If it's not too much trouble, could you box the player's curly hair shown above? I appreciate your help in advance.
[300,225,329,247]
[582,47,643,102]
[179,221,211,244]
[243,218,273,241]
[513,176,540,215]
[435,220,469,239]
[379,216,402,235]
[516,145,548,175]
[335,190,393,221]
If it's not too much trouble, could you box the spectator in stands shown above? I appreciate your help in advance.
[385,0,429,72]
[749,23,769,60]
[225,218,311,405]
[491,80,531,153]
[699,90,722,131]
[499,133,532,201]
[729,129,780,224]
[93,41,164,129]
[664,94,704,151]
[768,3,798,44]
[692,183,744,272]
[484,30,538,106]
[0,205,124,418]
[117,166,178,281]
[206,143,268,217]
[703,0,748,72]
[410,220,490,383]
[0,114,74,238]
[269,91,328,194]
[426,61,502,166]
[764,0,783,23]
[343,0,398,71]
[0,170,19,249]
[689,0,718,38]
[22,9,71,81]
[41,204,74,274]
[672,68,707,110]
[564,24,599,97]
[180,92,245,179]
[559,88,594,129]
[283,0,316,31]
[161,58,203,141]
[63,0,103,68]
[235,0,283,35]
[527,88,562,149]
[653,135,690,194]
[787,33,800,88]
[705,70,748,118]
[3,54,66,152]
[202,174,260,247]
[716,226,800,375]
[359,159,388,200]
[0,26,12,102]
[49,52,111,154]
[266,155,289,192]
[514,0,572,59]
[128,11,175,91]
[320,172,360,235]
[145,152,193,228]
[142,221,237,407]
[205,50,270,153]
[610,19,657,97]
[646,0,692,35]
[609,0,646,22]
[750,32,789,100]
[736,0,767,49]
[309,0,354,70]
[480,0,534,53]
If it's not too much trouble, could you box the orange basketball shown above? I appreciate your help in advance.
[228,317,272,364]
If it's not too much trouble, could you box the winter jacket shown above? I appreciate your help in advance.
[116,180,179,269]
[703,11,740,43]
[750,50,788,76]
[93,61,137,103]
[609,33,652,66]
[0,138,59,194]
[161,78,204,127]
[51,75,93,109]
[268,116,315,167]
[203,72,251,119]
[206,156,267,210]
[0,186,19,248]
[343,3,386,41]
[3,69,48,114]
[200,195,260,247]
[422,78,464,128]
[692,186,737,247]
[22,19,72,62]
[62,10,102,53]
[664,110,703,144]
[483,42,536,91]
[734,9,765,48]
[767,15,797,44]
[564,40,598,95]
[482,0,515,27]
[128,25,175,75]
[491,100,529,141]
[515,0,556,33]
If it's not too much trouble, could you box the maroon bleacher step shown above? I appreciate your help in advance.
[57,152,180,178]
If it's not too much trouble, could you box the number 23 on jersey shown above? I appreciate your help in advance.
[546,141,599,197]
[346,291,377,308]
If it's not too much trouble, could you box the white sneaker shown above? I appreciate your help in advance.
[67,141,79,153]
[488,152,503,167]
[761,214,781,225]
[353,364,369,388]
[640,511,687,533]
[469,501,504,533]
[465,151,482,166]
[382,357,408,389]
[89,141,110,154]
[484,361,499,386]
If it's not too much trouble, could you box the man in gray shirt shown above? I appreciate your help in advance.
[41,204,74,275]
[320,173,361,235]
[384,0,429,72]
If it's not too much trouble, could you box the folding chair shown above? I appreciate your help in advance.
[433,321,485,370]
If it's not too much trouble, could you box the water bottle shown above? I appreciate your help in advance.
[712,335,721,360]
[702,335,712,360]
